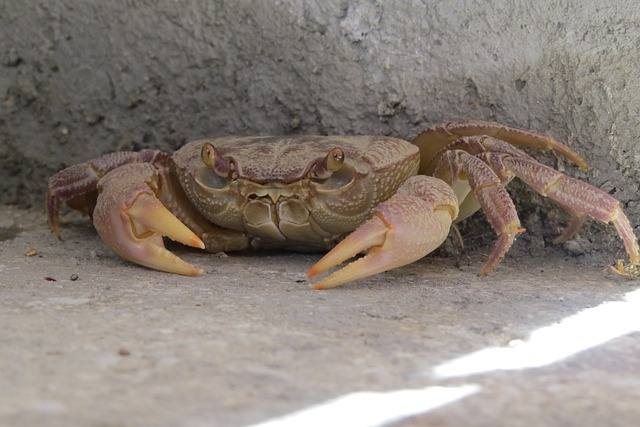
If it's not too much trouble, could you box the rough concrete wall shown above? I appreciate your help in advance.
[1,1,639,253]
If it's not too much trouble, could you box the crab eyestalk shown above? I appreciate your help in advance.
[201,143,233,176]
[312,147,345,179]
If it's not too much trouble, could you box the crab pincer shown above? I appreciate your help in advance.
[307,176,459,289]
[94,163,205,276]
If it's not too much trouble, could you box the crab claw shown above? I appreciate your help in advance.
[93,164,205,276]
[308,176,458,289]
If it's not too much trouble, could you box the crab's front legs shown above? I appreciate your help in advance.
[47,149,165,238]
[91,163,210,275]
[307,176,459,289]
[57,161,251,276]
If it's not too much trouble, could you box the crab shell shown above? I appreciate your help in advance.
[173,136,420,250]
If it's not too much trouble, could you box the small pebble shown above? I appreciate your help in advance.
[563,239,585,255]
[25,247,38,256]
[70,273,79,281]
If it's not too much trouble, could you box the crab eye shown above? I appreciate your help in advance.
[311,147,354,191]
[200,143,215,166]
[200,143,233,174]
[312,147,345,179]
[197,143,232,189]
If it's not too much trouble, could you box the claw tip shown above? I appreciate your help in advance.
[192,236,206,250]
[306,266,320,279]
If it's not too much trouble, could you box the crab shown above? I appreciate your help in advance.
[47,121,640,289]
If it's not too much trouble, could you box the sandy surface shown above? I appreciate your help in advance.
[1,205,639,426]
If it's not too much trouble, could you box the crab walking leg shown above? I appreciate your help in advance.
[549,206,587,245]
[435,150,526,276]
[93,163,205,276]
[503,157,640,276]
[308,176,459,289]
[413,121,588,175]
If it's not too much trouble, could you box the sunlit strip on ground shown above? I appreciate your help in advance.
[250,384,479,427]
[252,289,640,426]
[434,288,640,378]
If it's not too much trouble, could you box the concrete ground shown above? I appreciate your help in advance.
[1,205,639,426]
[3,2,640,426]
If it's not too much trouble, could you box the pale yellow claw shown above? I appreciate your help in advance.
[117,193,205,276]
[93,166,205,277]
[127,193,205,250]
[307,215,388,289]
[308,176,458,289]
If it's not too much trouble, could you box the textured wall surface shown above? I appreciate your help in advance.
[1,1,639,252]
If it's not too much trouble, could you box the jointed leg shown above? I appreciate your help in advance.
[413,121,588,175]
[502,156,640,276]
[435,149,525,275]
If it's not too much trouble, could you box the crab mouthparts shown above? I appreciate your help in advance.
[240,180,308,203]
[248,190,285,204]
[238,181,333,247]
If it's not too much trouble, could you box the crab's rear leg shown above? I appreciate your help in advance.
[413,121,588,175]
[307,176,459,289]
[499,156,640,276]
